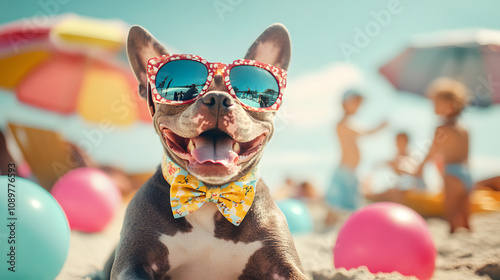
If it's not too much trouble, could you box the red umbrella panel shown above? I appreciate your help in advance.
[0,14,150,126]
[379,29,500,107]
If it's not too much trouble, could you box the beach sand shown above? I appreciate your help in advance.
[59,204,500,280]
[297,210,500,280]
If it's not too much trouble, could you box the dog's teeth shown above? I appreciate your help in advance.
[233,142,241,154]
[187,140,195,153]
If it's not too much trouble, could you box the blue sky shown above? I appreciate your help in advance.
[1,0,500,192]
[2,0,500,75]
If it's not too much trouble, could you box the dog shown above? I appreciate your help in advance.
[93,23,308,280]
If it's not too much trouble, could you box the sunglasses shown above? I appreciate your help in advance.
[146,54,287,112]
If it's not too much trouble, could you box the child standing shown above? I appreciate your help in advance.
[416,78,472,233]
[326,90,387,210]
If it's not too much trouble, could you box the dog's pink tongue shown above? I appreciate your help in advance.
[191,135,237,166]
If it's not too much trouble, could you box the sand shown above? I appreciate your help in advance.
[59,204,500,280]
[296,211,500,280]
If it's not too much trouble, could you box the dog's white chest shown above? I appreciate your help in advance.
[158,203,262,280]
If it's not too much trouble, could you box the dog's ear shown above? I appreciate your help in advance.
[127,25,169,99]
[244,23,291,71]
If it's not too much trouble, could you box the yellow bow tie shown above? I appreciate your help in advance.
[161,156,258,226]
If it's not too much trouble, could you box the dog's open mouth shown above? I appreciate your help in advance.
[162,128,266,168]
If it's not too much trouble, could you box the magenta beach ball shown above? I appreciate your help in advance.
[51,167,122,233]
[334,202,436,280]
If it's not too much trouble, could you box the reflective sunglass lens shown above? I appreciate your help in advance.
[229,65,279,109]
[155,60,208,101]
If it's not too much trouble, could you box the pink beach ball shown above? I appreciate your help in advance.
[334,202,436,280]
[51,167,122,233]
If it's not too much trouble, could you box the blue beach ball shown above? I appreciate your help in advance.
[0,176,70,280]
[276,198,314,235]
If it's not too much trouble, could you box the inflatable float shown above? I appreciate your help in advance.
[400,189,500,217]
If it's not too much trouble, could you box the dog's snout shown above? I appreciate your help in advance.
[201,91,234,109]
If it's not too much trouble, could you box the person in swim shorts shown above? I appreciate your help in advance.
[326,90,387,210]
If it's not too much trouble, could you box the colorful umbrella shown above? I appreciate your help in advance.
[379,29,500,107]
[0,14,150,125]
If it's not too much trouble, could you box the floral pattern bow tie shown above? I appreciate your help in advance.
[161,155,258,226]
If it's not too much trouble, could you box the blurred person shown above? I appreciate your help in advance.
[296,181,319,201]
[388,132,426,190]
[388,132,409,174]
[475,176,500,191]
[326,90,387,210]
[415,78,472,233]
[273,176,298,200]
[363,132,427,204]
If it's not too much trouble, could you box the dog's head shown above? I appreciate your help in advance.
[127,24,291,186]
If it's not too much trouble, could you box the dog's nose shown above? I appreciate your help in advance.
[201,91,234,109]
